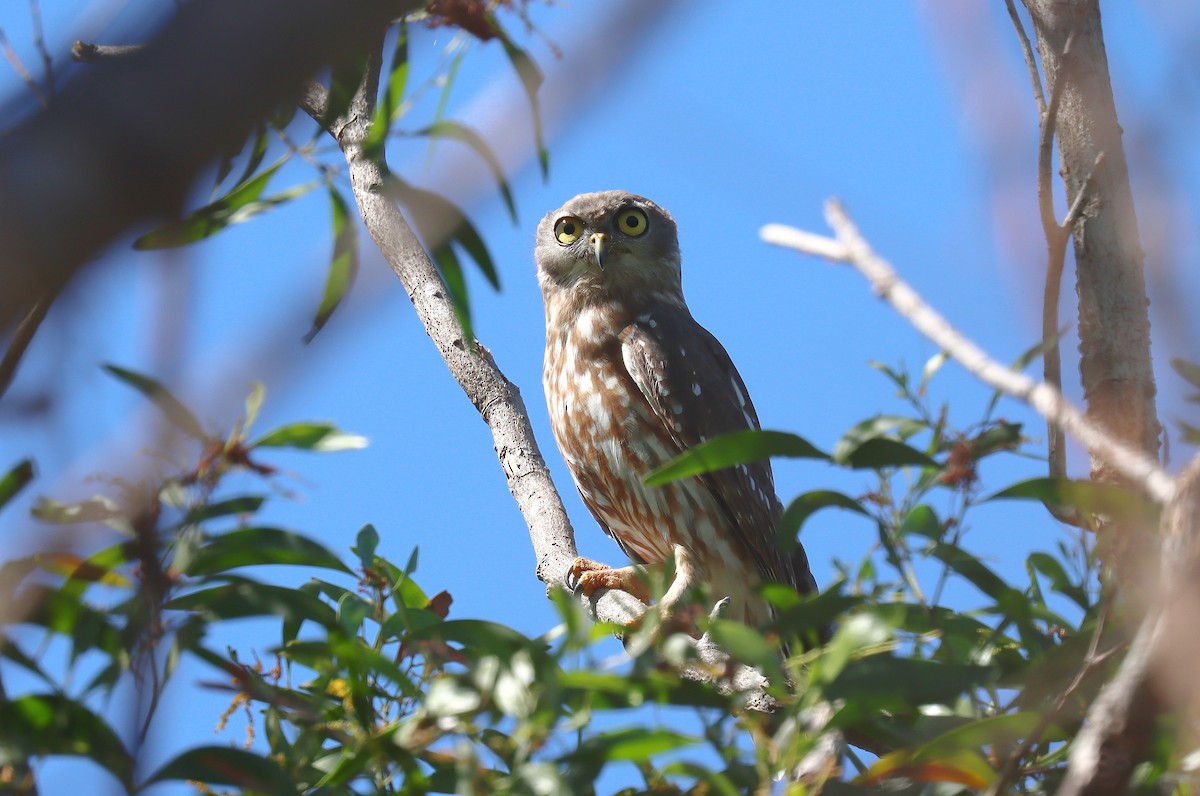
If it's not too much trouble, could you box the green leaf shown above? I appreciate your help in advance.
[19,587,124,661]
[186,527,353,576]
[643,430,828,487]
[182,495,266,525]
[835,415,925,451]
[919,350,949,393]
[499,36,548,179]
[353,524,380,570]
[984,334,1063,417]
[431,46,467,133]
[778,489,867,546]
[0,694,134,788]
[811,611,894,686]
[103,363,206,440]
[860,712,1061,789]
[659,762,742,796]
[826,657,996,712]
[322,49,370,129]
[869,360,909,395]
[413,121,518,223]
[965,421,1024,457]
[568,728,695,764]
[244,380,266,434]
[388,177,500,290]
[838,437,939,470]
[1171,357,1200,391]
[226,124,270,194]
[135,161,315,249]
[414,619,533,660]
[169,580,336,630]
[927,542,1013,602]
[987,477,1158,520]
[1027,551,1089,610]
[31,495,123,526]
[304,187,360,343]
[0,458,35,510]
[380,605,443,639]
[364,22,409,156]
[336,592,371,635]
[859,748,994,789]
[706,620,783,684]
[147,746,294,794]
[768,585,864,643]
[898,504,943,539]
[250,421,367,451]
[432,242,475,346]
[921,711,1058,757]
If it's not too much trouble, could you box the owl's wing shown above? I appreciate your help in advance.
[618,305,815,594]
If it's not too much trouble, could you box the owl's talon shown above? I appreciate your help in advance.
[568,556,610,597]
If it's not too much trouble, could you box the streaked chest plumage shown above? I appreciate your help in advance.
[543,303,738,572]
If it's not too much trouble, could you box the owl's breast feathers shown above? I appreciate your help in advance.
[543,296,813,618]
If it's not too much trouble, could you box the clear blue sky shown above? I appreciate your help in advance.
[2,1,1199,792]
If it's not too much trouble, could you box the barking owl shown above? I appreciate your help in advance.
[535,190,817,627]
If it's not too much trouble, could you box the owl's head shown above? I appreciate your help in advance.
[535,190,682,305]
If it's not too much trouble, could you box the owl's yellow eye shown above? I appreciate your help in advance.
[616,207,648,237]
[554,216,583,245]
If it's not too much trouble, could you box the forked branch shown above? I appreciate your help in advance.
[762,203,1175,505]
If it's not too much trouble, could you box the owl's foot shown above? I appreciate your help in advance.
[567,556,652,604]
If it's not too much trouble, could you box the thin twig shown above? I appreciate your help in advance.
[29,0,52,99]
[1037,32,1076,491]
[761,204,1176,506]
[0,291,54,400]
[1036,32,1073,239]
[1061,151,1106,231]
[1005,0,1045,118]
[985,600,1114,796]
[0,25,47,105]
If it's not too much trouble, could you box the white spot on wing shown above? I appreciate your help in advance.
[691,383,702,396]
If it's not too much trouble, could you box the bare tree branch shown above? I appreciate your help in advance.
[761,203,1176,505]
[1037,32,1074,487]
[1004,0,1045,118]
[299,32,646,630]
[69,41,144,62]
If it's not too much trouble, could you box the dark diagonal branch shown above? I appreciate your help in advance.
[0,289,53,400]
[0,0,416,333]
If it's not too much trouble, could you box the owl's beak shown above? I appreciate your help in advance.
[590,232,608,270]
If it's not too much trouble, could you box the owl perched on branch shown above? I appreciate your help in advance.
[535,190,817,627]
